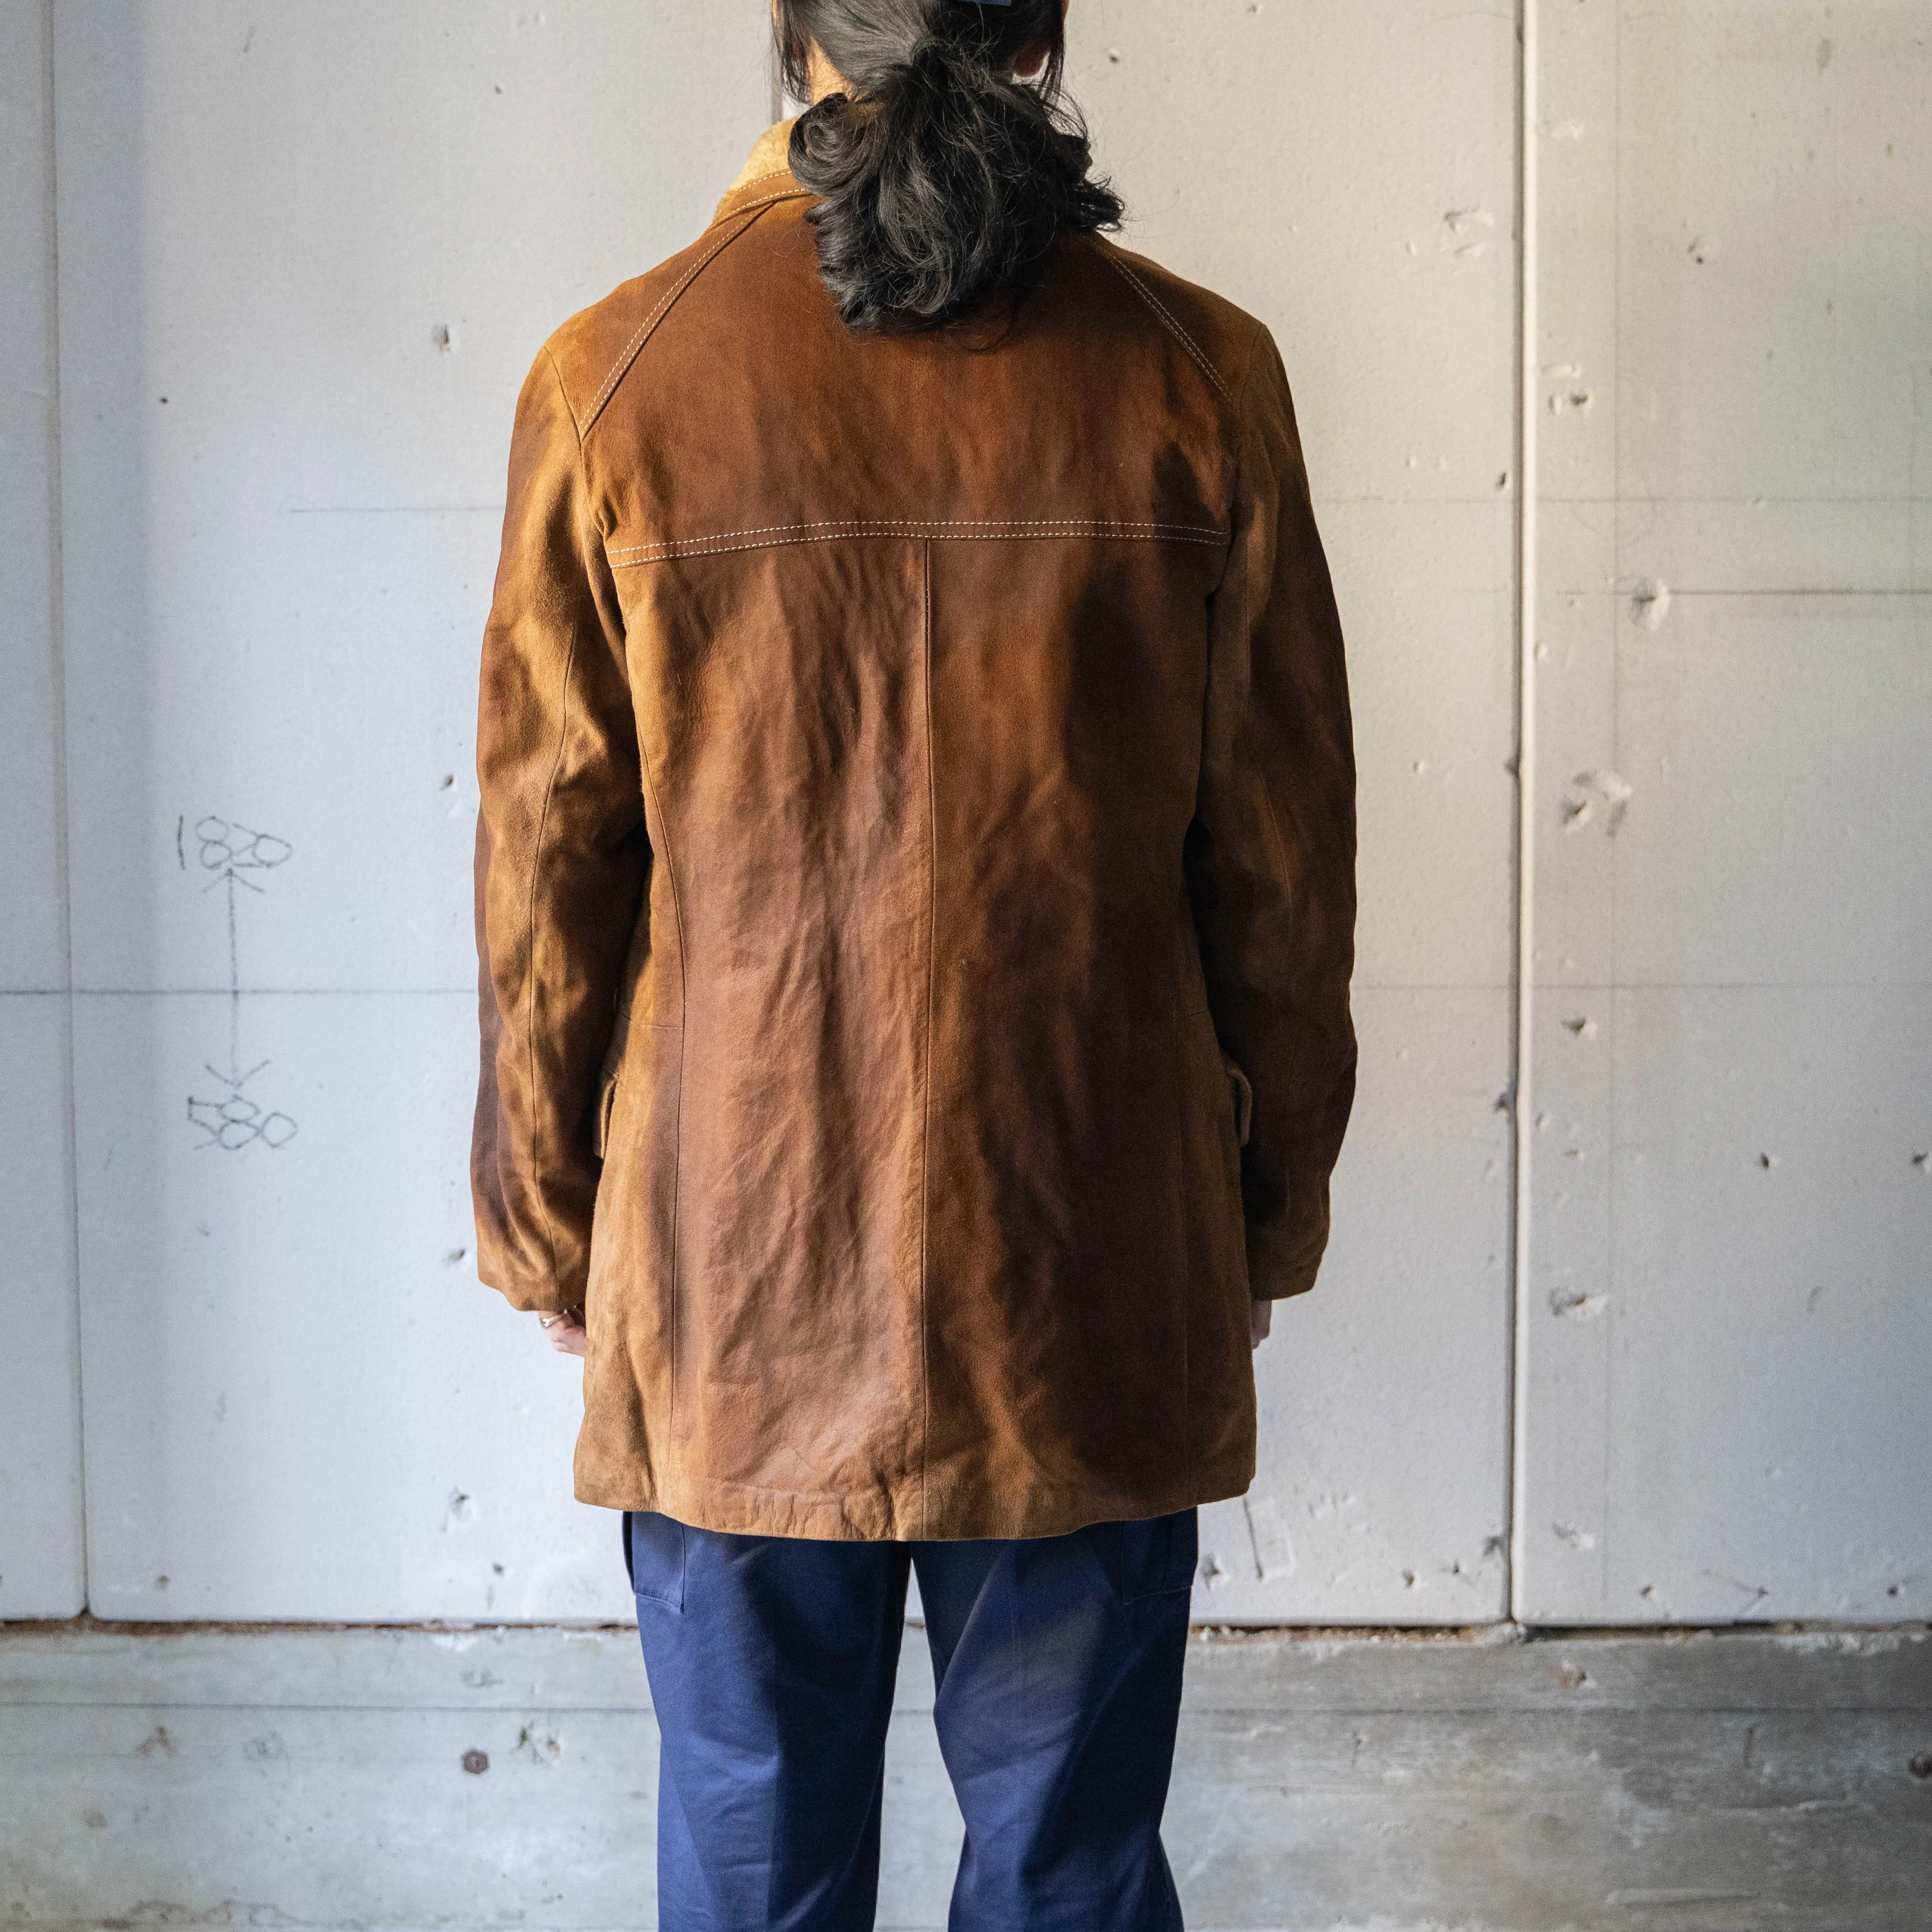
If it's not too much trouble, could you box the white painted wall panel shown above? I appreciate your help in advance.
[46,0,1525,1626]
[72,992,629,1622]
[1076,0,1520,1620]
[0,0,86,1622]
[56,0,772,996]
[1,1,66,997]
[1323,500,1518,992]
[44,0,1928,1634]
[1521,1,1932,1623]
[1072,1,1520,516]
[0,999,86,1619]
[1196,990,1511,1624]
[54,1,768,1621]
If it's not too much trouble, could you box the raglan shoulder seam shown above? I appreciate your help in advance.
[541,342,585,448]
[572,204,775,442]
[1096,240,1238,407]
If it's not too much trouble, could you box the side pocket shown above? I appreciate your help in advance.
[592,1067,620,1161]
[1223,1055,1254,1150]
[1083,1509,1201,1603]
[626,1511,686,1612]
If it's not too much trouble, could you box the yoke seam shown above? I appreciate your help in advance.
[608,517,1223,557]
[607,524,1228,567]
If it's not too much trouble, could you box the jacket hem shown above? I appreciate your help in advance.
[571,1457,1258,1544]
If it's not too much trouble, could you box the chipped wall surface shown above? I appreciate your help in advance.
[0,0,1925,1631]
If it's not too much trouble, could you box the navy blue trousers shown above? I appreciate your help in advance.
[624,1508,1197,1932]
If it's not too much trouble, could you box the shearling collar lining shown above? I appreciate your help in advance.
[720,119,799,200]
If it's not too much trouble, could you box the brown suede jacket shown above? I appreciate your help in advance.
[472,124,1357,1541]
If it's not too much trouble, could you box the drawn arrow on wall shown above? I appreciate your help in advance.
[182,816,298,1151]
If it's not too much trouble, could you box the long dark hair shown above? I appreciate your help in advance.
[775,0,1124,334]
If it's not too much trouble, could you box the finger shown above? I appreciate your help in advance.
[546,1312,588,1357]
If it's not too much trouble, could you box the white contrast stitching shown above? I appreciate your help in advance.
[916,538,935,1538]
[608,516,1220,552]
[1101,251,1235,405]
[708,184,812,227]
[610,526,1229,560]
[583,214,762,433]
[605,519,1229,566]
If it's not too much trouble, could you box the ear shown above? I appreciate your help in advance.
[1013,0,1069,81]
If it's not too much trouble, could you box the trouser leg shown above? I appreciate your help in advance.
[911,1510,1197,1932]
[625,1512,911,1931]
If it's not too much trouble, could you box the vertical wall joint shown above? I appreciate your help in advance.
[1506,0,1541,1624]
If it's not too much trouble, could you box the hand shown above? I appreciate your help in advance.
[538,1307,587,1357]
[1250,1299,1273,1349]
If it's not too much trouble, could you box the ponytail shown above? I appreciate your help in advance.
[776,0,1123,334]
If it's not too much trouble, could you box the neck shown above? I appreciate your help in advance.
[806,44,848,103]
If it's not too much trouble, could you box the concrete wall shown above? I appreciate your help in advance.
[1,0,1926,1632]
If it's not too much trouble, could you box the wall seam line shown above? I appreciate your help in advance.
[1507,0,1541,1627]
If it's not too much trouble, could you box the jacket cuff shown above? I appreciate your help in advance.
[1246,1218,1330,1301]
[476,1249,587,1317]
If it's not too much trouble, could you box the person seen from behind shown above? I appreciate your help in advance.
[471,1,1357,1923]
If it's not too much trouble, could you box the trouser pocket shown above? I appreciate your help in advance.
[623,1510,687,1611]
[1082,1508,1200,1603]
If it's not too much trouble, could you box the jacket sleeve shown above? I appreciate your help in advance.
[1188,326,1359,1300]
[472,345,650,1312]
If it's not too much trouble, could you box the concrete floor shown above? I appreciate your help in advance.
[4,1622,1928,1931]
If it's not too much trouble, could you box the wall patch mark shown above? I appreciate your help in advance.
[1550,1291,1609,1321]
[1562,771,1633,836]
[1242,1495,1297,1580]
